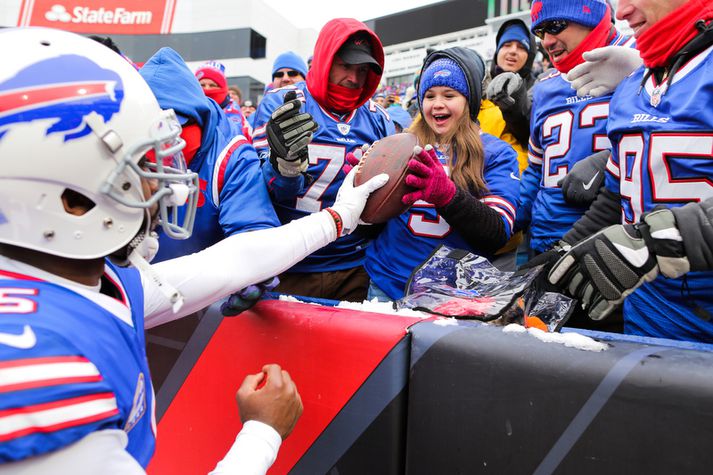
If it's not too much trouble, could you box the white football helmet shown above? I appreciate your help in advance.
[0,27,199,261]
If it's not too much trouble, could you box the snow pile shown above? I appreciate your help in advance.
[503,324,609,352]
[277,295,428,318]
[433,317,459,326]
[335,299,428,318]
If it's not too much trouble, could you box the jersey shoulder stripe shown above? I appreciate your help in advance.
[0,392,118,443]
[213,135,250,206]
[0,355,101,393]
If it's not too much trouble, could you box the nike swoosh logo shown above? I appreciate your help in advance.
[582,171,600,191]
[0,325,37,349]
[510,172,520,181]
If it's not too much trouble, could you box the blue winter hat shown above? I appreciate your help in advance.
[530,0,608,31]
[387,104,413,130]
[497,23,530,52]
[272,51,308,78]
[418,58,469,104]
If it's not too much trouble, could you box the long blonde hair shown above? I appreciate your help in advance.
[411,102,488,196]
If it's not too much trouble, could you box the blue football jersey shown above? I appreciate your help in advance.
[519,33,633,252]
[365,133,520,299]
[0,262,155,465]
[605,44,713,342]
[253,83,395,272]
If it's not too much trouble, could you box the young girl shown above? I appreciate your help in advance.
[365,47,521,300]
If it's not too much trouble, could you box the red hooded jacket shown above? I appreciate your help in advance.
[306,18,384,113]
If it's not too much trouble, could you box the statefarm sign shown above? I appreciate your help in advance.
[17,0,177,34]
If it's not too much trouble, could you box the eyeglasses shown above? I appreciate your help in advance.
[533,20,569,39]
[273,70,301,79]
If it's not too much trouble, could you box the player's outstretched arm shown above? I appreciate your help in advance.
[143,167,388,326]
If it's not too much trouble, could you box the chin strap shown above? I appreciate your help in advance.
[128,232,184,313]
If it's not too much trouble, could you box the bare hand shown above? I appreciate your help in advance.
[236,364,303,440]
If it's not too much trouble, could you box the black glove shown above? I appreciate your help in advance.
[221,276,280,316]
[266,91,318,177]
[548,207,689,320]
[486,72,527,113]
[559,150,609,207]
[517,241,571,272]
[514,242,572,296]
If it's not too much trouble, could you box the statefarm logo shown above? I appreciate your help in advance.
[44,4,153,26]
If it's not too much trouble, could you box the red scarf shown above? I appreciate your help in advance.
[180,124,202,166]
[637,0,713,69]
[326,83,363,114]
[553,5,613,74]
[203,86,228,108]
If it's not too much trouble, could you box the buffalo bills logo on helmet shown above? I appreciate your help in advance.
[433,70,452,78]
[0,54,124,142]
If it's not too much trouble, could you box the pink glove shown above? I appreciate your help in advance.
[342,143,371,175]
[402,144,456,207]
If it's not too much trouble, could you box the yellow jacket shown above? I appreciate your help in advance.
[478,99,528,174]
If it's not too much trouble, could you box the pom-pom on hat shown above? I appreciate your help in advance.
[418,57,469,103]
[530,0,608,31]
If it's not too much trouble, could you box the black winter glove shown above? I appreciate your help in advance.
[515,241,572,295]
[548,208,689,320]
[267,91,318,177]
[517,241,571,272]
[559,150,609,207]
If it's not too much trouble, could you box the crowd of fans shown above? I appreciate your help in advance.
[2,0,713,472]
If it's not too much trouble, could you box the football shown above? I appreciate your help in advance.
[354,132,419,224]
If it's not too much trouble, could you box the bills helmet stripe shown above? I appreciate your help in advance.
[0,54,123,142]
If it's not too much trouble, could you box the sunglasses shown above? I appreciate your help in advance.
[273,70,301,79]
[533,20,569,39]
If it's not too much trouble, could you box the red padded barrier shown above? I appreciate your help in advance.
[148,300,421,474]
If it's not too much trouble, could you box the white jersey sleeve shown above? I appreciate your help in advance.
[0,430,144,475]
[209,421,282,475]
[0,423,281,475]
[142,209,337,328]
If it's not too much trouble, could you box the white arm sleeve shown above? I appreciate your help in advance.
[0,430,144,475]
[143,210,337,328]
[209,421,282,475]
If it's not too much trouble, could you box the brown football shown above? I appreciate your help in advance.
[354,132,419,224]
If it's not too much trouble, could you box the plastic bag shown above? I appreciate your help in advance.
[399,245,574,331]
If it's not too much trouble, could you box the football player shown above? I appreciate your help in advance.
[0,28,386,473]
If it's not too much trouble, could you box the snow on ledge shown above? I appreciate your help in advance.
[503,323,609,352]
[277,295,428,318]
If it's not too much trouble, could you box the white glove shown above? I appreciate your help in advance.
[328,166,388,236]
[567,46,643,97]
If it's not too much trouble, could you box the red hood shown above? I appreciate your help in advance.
[306,18,384,111]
